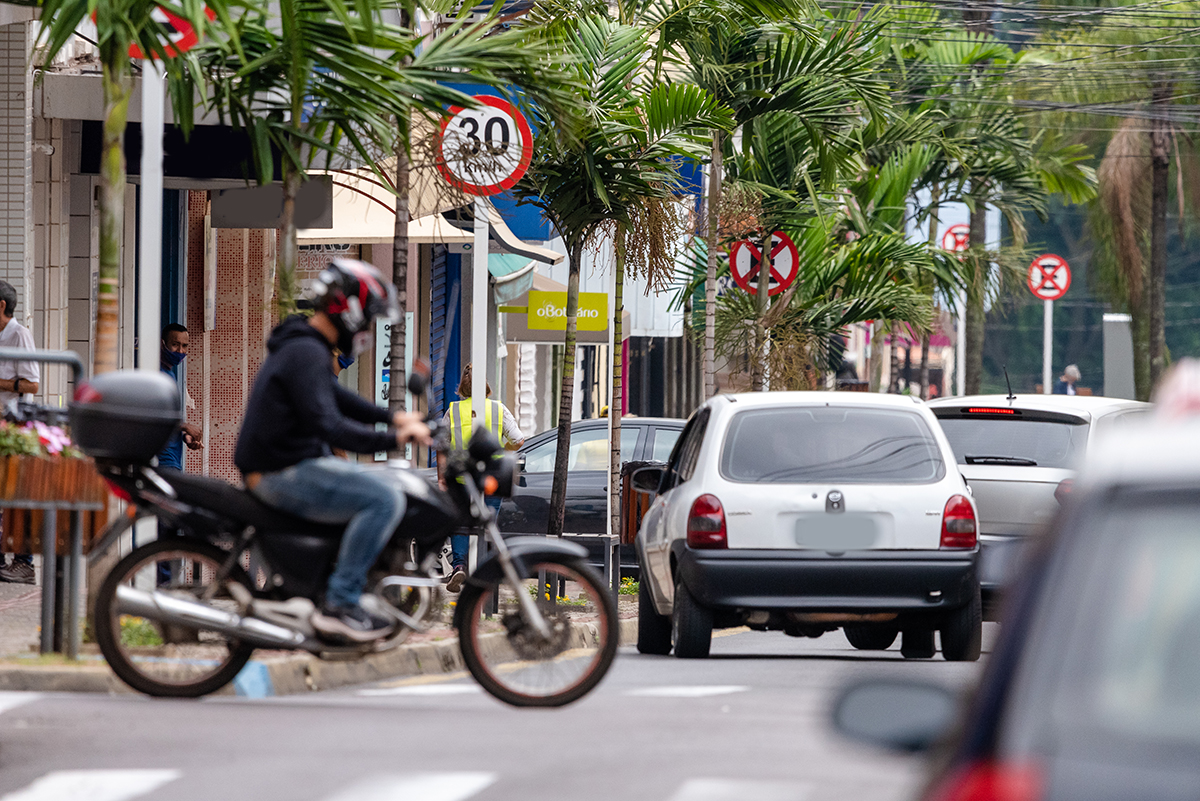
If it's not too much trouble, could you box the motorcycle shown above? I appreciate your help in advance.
[68,365,618,707]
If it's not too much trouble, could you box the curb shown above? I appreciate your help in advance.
[0,617,638,697]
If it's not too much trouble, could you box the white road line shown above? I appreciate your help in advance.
[357,685,482,697]
[0,692,40,716]
[666,778,812,801]
[626,685,749,698]
[0,770,180,801]
[322,772,497,801]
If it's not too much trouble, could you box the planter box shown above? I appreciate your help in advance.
[0,456,111,556]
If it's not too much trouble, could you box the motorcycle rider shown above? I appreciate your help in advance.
[234,259,430,643]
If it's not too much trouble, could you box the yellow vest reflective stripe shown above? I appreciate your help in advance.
[448,399,503,451]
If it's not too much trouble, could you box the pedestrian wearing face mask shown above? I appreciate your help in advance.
[158,324,203,470]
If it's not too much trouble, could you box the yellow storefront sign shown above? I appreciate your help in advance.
[526,291,608,332]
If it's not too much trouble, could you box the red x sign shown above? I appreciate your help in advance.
[729,231,799,296]
[941,224,970,253]
[128,6,216,59]
[1027,254,1071,301]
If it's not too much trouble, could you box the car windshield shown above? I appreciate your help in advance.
[720,407,945,484]
[1004,496,1200,760]
[937,416,1087,469]
[523,426,638,472]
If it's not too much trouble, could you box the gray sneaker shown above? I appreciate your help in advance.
[0,562,34,584]
[446,567,467,594]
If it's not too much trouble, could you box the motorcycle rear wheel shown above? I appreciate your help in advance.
[456,556,617,707]
[94,537,257,698]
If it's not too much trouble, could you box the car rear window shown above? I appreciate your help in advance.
[936,413,1087,469]
[1003,495,1200,760]
[720,407,945,484]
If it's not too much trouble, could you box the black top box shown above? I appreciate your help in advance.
[69,370,184,463]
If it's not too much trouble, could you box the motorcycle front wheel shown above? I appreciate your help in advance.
[94,537,256,698]
[456,556,618,707]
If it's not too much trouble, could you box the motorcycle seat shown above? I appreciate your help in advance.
[157,469,343,538]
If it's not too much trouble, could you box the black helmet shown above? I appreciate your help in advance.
[309,259,398,356]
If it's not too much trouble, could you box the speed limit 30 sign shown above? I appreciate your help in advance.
[436,96,534,197]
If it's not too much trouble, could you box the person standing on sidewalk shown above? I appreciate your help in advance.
[436,364,523,593]
[158,324,203,470]
[0,281,40,585]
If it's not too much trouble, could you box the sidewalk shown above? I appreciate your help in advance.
[0,578,638,697]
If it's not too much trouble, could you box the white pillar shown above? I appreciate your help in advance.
[137,61,164,372]
[471,198,489,428]
[1043,299,1053,394]
[956,290,967,395]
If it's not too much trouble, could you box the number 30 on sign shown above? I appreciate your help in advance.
[436,96,534,197]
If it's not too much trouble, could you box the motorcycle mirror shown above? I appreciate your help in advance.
[407,358,431,397]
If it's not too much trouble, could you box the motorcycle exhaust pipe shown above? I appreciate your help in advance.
[114,585,308,650]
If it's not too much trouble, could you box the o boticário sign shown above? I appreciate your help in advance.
[1027,254,1071,301]
[127,6,216,59]
[526,291,608,332]
[436,96,534,197]
[729,231,799,296]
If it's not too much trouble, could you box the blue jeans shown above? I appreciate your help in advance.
[451,496,501,570]
[253,457,407,608]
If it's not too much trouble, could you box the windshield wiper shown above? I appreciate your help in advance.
[965,455,1038,466]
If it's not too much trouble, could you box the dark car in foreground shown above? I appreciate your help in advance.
[832,419,1200,801]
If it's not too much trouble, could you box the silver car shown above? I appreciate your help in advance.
[927,394,1149,618]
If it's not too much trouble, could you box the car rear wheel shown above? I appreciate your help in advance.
[940,588,983,662]
[637,576,672,655]
[844,625,898,651]
[672,578,712,659]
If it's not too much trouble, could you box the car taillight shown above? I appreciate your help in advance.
[926,761,1042,801]
[687,494,727,549]
[941,494,977,548]
[1054,479,1073,505]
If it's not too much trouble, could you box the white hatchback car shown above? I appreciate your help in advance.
[633,392,981,661]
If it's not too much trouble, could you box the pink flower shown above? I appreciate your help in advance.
[31,421,71,456]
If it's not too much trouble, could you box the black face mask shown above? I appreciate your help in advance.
[161,346,185,368]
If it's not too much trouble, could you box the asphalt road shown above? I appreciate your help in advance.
[0,626,995,801]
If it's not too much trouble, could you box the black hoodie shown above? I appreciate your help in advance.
[234,316,393,475]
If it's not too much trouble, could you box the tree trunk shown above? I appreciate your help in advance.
[276,165,301,320]
[1149,83,1171,389]
[388,132,410,422]
[610,226,626,541]
[547,241,583,538]
[964,200,987,395]
[919,333,931,400]
[888,325,901,393]
[920,185,940,399]
[868,320,884,392]
[94,59,132,375]
[1131,294,1152,401]
[750,229,771,391]
[703,131,723,399]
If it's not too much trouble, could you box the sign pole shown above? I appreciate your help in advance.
[1043,299,1053,395]
[472,198,489,431]
[137,60,165,372]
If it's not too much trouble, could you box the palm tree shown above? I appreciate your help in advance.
[513,14,732,538]
[29,0,233,373]
[1036,3,1200,396]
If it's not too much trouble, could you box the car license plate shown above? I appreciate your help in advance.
[794,515,879,550]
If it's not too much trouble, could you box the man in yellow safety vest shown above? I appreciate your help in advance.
[437,363,524,592]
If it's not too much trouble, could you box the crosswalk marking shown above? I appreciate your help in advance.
[358,684,481,697]
[626,685,748,698]
[0,770,180,801]
[666,778,811,801]
[321,772,497,801]
[0,693,40,717]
